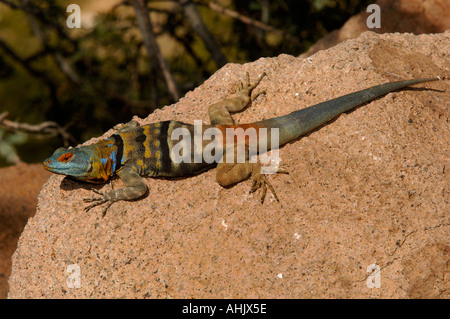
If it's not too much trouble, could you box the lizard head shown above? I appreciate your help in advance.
[43,146,111,183]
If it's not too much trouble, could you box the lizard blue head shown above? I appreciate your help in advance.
[43,146,113,183]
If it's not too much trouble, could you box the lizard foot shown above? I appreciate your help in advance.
[250,172,279,204]
[250,161,284,203]
[236,72,266,98]
[84,189,113,217]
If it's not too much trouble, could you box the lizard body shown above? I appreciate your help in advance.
[43,73,438,215]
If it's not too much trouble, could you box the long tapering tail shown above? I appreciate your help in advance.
[257,77,438,145]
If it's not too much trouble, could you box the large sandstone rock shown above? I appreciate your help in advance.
[8,31,449,298]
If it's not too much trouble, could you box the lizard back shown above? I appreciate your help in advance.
[117,120,216,178]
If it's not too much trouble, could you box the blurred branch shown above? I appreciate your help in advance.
[0,37,55,85]
[179,0,227,68]
[146,0,300,44]
[19,0,81,86]
[0,37,59,109]
[194,0,300,45]
[0,0,19,9]
[0,0,77,50]
[0,112,74,146]
[131,0,180,101]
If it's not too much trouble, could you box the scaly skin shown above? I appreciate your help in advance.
[43,73,439,215]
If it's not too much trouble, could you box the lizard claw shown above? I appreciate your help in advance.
[236,72,266,96]
[250,172,280,204]
[84,189,113,217]
[275,167,289,174]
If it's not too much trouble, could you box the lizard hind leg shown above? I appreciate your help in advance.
[216,160,283,204]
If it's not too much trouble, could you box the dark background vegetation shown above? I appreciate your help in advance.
[0,0,375,166]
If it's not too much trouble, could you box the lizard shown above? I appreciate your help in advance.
[43,73,439,215]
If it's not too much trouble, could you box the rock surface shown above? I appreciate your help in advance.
[0,163,50,298]
[299,0,450,58]
[8,31,449,298]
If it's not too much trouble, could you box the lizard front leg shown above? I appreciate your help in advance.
[84,166,148,216]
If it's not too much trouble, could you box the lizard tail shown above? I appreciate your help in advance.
[257,77,439,145]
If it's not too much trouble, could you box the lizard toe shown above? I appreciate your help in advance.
[250,173,280,204]
[83,189,114,216]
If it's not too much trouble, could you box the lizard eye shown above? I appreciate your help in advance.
[57,152,74,163]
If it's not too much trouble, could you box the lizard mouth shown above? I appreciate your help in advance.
[42,158,73,174]
[43,161,64,174]
[42,159,52,171]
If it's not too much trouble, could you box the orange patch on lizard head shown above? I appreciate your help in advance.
[57,152,74,163]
